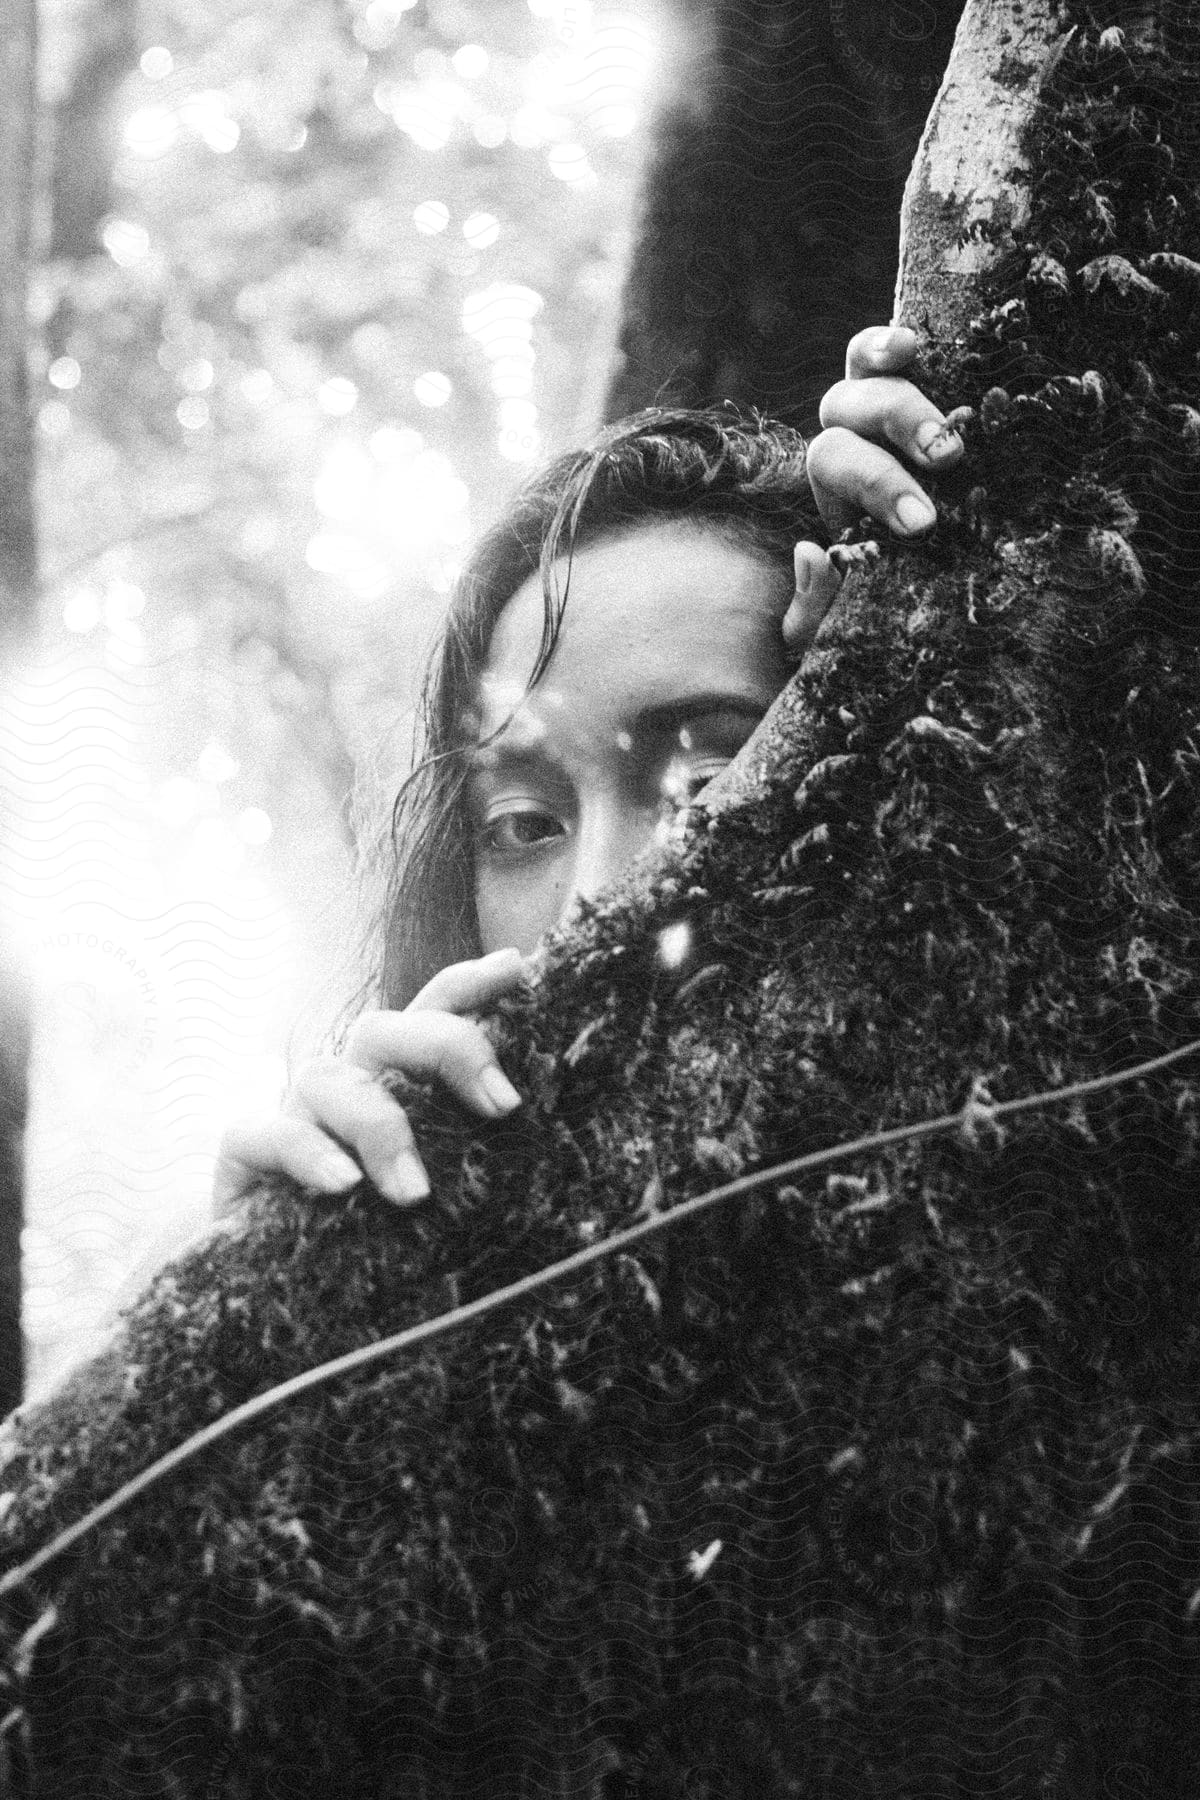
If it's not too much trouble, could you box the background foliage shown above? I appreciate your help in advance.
[5,0,658,1395]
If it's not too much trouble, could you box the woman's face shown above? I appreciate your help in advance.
[469,518,793,956]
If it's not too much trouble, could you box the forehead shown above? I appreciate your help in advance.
[477,519,791,732]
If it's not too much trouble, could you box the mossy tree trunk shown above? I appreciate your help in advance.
[2,4,1200,1797]
[0,0,40,1421]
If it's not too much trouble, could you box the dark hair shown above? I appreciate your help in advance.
[362,404,818,1010]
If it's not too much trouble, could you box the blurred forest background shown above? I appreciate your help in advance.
[3,0,662,1399]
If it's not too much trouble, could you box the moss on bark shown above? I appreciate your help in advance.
[3,5,1200,1796]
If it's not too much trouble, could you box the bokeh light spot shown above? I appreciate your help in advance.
[413,199,450,234]
[452,44,489,79]
[197,740,241,784]
[139,46,174,80]
[305,534,392,599]
[48,357,81,392]
[62,590,102,634]
[657,921,692,969]
[414,370,453,407]
[239,369,274,406]
[124,104,178,158]
[105,581,146,623]
[236,808,273,846]
[38,402,71,437]
[547,141,596,186]
[463,210,500,248]
[179,92,240,154]
[390,87,456,151]
[176,395,210,430]
[102,219,151,266]
[364,0,418,41]
[317,376,359,416]
[179,358,214,393]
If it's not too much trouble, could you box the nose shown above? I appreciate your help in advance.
[555,794,658,927]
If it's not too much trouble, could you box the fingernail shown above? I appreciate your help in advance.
[915,420,961,461]
[794,555,812,596]
[315,1151,362,1192]
[478,1065,521,1115]
[381,1150,431,1205]
[871,326,910,363]
[893,493,936,534]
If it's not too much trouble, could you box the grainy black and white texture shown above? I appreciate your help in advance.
[605,0,963,427]
[3,3,1200,1796]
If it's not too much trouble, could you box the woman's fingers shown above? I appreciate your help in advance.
[343,1009,522,1118]
[813,324,969,538]
[290,1059,433,1204]
[213,1115,363,1216]
[844,323,919,381]
[782,542,846,654]
[406,946,527,1016]
[819,374,964,474]
[805,425,940,542]
[210,952,528,1218]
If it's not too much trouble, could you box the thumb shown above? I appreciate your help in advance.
[782,542,845,656]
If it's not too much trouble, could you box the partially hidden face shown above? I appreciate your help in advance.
[468,518,794,955]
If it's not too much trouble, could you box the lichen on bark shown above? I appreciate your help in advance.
[3,5,1200,1797]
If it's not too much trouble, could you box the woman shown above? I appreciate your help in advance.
[214,324,964,1210]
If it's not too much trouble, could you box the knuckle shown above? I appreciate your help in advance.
[365,1111,417,1165]
[408,971,473,1015]
[882,392,912,439]
[817,382,853,428]
[861,461,898,507]
[343,1012,394,1061]
[277,1115,321,1153]
[406,973,450,1011]
[803,426,838,478]
[847,326,881,366]
[427,1013,490,1078]
[297,1053,344,1084]
[294,1056,373,1111]
[292,1058,341,1103]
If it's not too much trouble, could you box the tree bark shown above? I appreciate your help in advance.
[2,4,1200,1797]
[0,0,40,1421]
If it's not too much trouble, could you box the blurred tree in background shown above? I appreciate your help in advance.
[606,0,962,424]
[5,0,659,1400]
[0,0,38,1417]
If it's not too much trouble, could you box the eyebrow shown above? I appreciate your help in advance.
[465,692,769,776]
[635,694,769,733]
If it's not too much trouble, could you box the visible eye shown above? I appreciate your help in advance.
[660,757,730,809]
[477,806,567,855]
[686,760,730,795]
